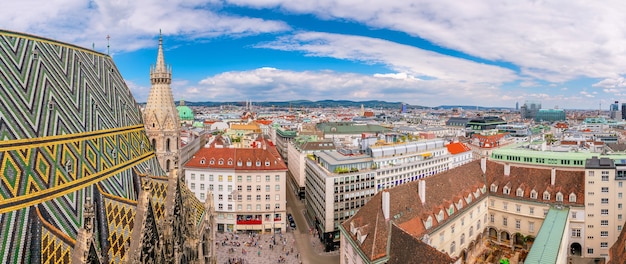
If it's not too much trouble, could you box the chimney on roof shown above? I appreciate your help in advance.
[504,163,510,176]
[551,168,556,186]
[481,156,487,174]
[382,191,390,221]
[418,180,426,205]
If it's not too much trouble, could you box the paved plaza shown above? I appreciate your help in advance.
[216,177,340,264]
[216,231,308,264]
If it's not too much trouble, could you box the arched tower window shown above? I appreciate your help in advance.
[152,139,156,150]
[166,138,171,152]
[166,159,171,172]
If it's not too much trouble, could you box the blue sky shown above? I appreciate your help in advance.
[4,0,626,109]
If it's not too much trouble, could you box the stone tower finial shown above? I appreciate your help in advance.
[151,30,171,85]
[144,32,180,173]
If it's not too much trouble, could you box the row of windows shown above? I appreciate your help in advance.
[491,184,576,202]
[489,214,536,232]
[189,174,281,182]
[199,158,273,167]
[219,203,281,211]
[490,200,548,216]
[492,155,584,165]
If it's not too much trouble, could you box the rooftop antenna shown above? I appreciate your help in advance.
[106,35,110,55]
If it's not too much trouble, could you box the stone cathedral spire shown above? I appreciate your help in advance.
[144,31,180,173]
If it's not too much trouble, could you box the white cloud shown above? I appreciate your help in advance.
[1,0,290,52]
[593,77,626,89]
[580,91,595,98]
[226,0,626,83]
[257,32,518,84]
[190,67,508,106]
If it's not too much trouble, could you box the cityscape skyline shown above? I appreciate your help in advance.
[5,1,626,109]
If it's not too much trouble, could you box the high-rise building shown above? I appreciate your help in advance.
[610,101,620,119]
[143,33,181,173]
[621,103,626,120]
[521,101,541,120]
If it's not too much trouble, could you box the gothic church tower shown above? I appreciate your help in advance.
[144,32,180,173]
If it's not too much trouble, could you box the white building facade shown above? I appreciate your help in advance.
[183,143,288,234]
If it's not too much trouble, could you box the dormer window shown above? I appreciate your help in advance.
[503,186,510,195]
[556,192,563,202]
[516,188,524,197]
[246,160,252,166]
[457,199,463,210]
[200,158,206,165]
[265,161,270,166]
[209,159,215,165]
[256,161,261,166]
[218,159,224,165]
[448,205,454,216]
[237,160,242,166]
[490,184,498,192]
[569,193,577,203]
[530,190,537,199]
[228,159,233,165]
[437,210,444,222]
[543,191,551,200]
[424,216,433,229]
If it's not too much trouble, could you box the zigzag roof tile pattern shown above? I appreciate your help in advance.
[0,30,205,263]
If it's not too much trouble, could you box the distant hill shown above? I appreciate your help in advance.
[179,100,416,109]
[436,105,515,111]
[166,100,512,111]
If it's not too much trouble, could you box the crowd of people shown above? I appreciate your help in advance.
[216,231,302,264]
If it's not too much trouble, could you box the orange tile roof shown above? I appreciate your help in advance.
[254,120,273,125]
[446,142,471,155]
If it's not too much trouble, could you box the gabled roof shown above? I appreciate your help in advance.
[343,160,485,262]
[343,158,587,263]
[387,224,454,264]
[486,163,585,205]
[183,144,287,171]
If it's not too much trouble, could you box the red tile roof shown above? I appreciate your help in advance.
[485,162,585,206]
[343,160,485,262]
[183,143,287,171]
[344,159,585,263]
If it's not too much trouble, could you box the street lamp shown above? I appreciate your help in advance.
[273,208,276,244]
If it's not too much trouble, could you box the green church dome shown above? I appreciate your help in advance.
[177,100,194,121]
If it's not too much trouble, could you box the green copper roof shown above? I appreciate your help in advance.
[525,207,569,264]
[177,105,194,120]
[491,143,626,167]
